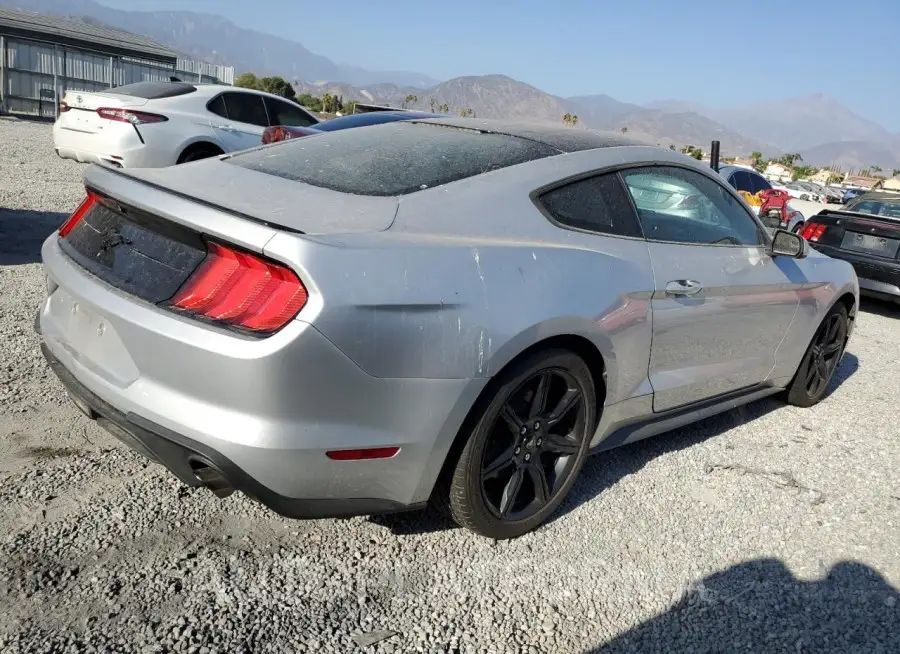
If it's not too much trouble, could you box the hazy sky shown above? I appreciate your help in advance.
[96,0,900,131]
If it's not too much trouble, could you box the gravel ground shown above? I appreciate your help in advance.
[1,117,898,653]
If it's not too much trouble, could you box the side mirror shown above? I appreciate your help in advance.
[771,229,808,259]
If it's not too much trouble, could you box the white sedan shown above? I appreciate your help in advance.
[773,182,823,203]
[53,81,319,168]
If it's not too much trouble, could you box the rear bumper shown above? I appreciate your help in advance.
[52,121,168,168]
[811,243,900,301]
[39,234,485,513]
[42,343,418,519]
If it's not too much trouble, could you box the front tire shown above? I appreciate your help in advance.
[444,349,597,539]
[785,303,848,407]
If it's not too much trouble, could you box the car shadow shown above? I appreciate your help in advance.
[859,297,900,319]
[0,208,67,265]
[586,558,899,653]
[371,354,859,538]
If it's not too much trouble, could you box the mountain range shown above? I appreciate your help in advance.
[4,0,900,170]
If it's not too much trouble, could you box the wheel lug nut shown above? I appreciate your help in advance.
[537,438,542,446]
[533,421,541,430]
[514,447,521,455]
[520,426,528,436]
[524,453,531,462]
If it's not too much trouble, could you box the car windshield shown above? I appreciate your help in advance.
[227,121,560,196]
[845,197,900,218]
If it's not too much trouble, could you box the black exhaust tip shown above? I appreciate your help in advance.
[190,461,234,498]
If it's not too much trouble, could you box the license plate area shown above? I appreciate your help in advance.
[841,231,900,258]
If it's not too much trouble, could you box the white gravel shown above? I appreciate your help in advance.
[1,117,899,653]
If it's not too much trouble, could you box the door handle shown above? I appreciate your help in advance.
[216,124,235,131]
[665,280,703,296]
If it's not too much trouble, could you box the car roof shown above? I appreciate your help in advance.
[849,191,900,203]
[717,165,761,177]
[409,117,644,153]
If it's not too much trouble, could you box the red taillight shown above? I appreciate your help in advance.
[325,447,401,461]
[58,193,98,237]
[799,223,827,241]
[58,101,70,113]
[168,242,308,334]
[97,107,168,125]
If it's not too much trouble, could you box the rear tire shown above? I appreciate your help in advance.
[785,303,848,407]
[177,144,223,164]
[442,349,597,539]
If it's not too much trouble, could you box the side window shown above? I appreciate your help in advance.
[222,92,268,127]
[730,170,752,192]
[264,97,316,127]
[621,166,762,246]
[538,173,643,238]
[207,94,228,119]
[749,173,772,194]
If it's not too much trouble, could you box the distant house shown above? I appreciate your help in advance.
[873,176,900,192]
[763,163,792,183]
[807,169,841,185]
[842,175,880,190]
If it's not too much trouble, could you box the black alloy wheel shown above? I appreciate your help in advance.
[481,369,584,521]
[443,349,597,539]
[786,303,848,407]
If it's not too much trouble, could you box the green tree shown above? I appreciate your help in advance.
[827,173,844,185]
[681,145,703,159]
[791,165,819,181]
[871,165,884,177]
[429,97,437,112]
[234,72,263,90]
[776,153,803,168]
[571,114,579,127]
[403,94,419,109]
[562,112,573,126]
[749,150,767,172]
[892,168,900,178]
[620,126,628,135]
[438,102,450,114]
[669,144,676,151]
[258,76,295,100]
[296,93,323,112]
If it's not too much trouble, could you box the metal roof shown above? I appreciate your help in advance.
[0,8,177,63]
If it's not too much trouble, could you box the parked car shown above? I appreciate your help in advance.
[775,182,823,202]
[53,81,319,168]
[716,165,805,232]
[799,192,900,305]
[38,119,858,539]
[842,188,868,203]
[262,110,440,144]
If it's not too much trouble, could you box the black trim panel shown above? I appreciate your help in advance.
[41,344,423,519]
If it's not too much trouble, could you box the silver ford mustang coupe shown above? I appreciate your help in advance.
[38,118,858,539]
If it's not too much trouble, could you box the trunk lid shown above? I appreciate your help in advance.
[118,158,400,235]
[810,209,900,260]
[58,90,149,134]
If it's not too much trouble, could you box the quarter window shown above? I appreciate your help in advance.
[621,166,763,246]
[207,94,227,119]
[222,92,268,127]
[264,97,317,127]
[539,173,643,238]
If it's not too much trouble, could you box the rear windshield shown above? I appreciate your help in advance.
[110,81,197,99]
[226,121,560,196]
[845,198,900,218]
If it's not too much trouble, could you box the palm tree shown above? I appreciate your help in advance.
[562,113,572,126]
[571,114,579,127]
[893,168,900,178]
[403,94,418,109]
[429,97,437,112]
[668,144,676,151]
[620,126,628,135]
